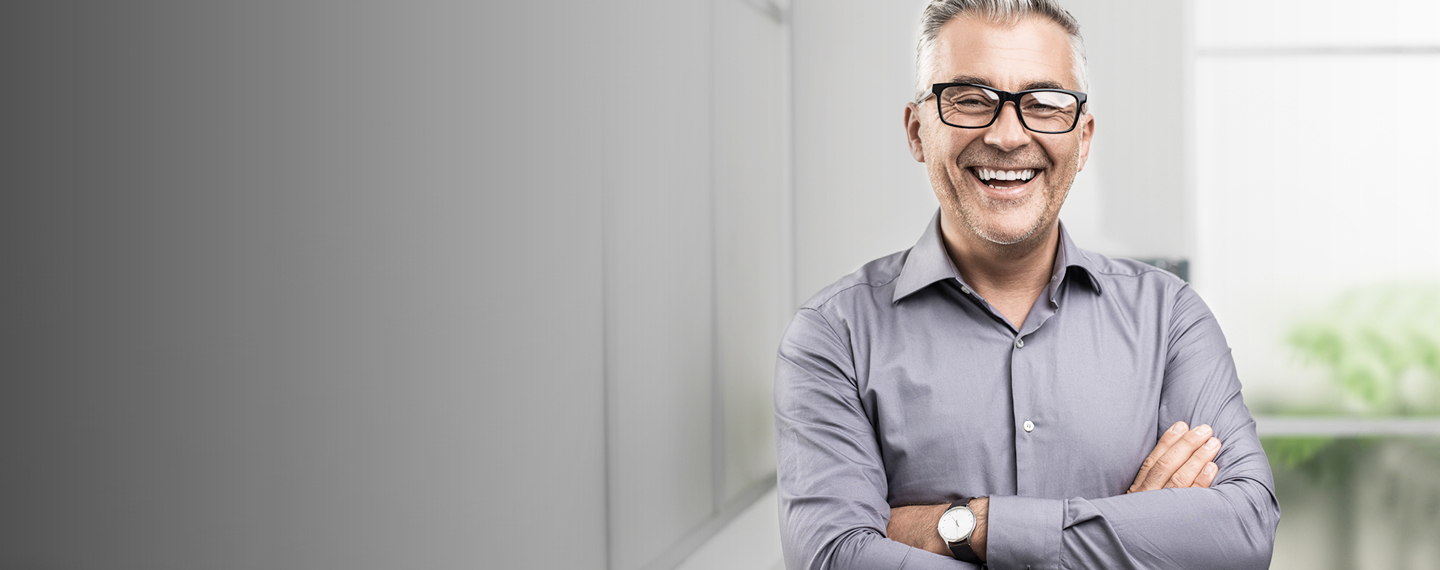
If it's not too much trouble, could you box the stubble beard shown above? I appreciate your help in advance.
[936,143,1079,250]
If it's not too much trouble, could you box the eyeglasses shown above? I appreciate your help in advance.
[918,83,1088,134]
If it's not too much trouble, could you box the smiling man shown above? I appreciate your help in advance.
[773,1,1280,569]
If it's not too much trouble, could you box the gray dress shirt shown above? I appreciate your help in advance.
[774,213,1279,570]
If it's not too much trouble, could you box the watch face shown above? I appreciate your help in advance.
[937,506,976,543]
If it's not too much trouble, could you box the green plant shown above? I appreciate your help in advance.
[1267,283,1440,485]
[1261,436,1378,487]
[1287,283,1440,414]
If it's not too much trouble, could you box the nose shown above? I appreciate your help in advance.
[982,102,1032,152]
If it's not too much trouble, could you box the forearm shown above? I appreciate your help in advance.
[887,499,988,560]
[987,478,1278,570]
[776,418,983,570]
[780,521,980,570]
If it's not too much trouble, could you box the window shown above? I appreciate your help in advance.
[1191,2,1440,567]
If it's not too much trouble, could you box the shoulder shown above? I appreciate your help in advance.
[1076,249,1196,306]
[1079,249,1187,291]
[798,249,908,313]
[782,249,908,345]
[1077,249,1219,330]
[777,250,908,382]
[1078,249,1227,357]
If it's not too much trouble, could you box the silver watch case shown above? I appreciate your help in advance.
[937,504,976,545]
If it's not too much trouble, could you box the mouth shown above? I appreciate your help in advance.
[969,166,1040,190]
[967,166,1043,200]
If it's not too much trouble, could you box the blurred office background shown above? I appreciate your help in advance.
[2,1,1436,569]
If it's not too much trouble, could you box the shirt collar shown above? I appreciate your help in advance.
[892,210,1103,303]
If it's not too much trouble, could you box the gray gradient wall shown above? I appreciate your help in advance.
[9,2,606,569]
[4,2,788,569]
[3,1,1179,569]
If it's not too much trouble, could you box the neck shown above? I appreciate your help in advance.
[941,217,1060,327]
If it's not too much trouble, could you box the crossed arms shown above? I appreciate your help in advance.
[885,420,1227,561]
[774,287,1281,570]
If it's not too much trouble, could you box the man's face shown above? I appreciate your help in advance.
[905,15,1094,248]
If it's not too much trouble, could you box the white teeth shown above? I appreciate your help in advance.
[976,168,1036,182]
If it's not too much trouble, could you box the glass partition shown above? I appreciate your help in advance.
[1191,1,1440,566]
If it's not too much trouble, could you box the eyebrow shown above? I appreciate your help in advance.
[945,75,1068,91]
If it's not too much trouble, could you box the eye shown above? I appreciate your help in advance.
[939,86,999,112]
[952,95,993,108]
[1022,101,1062,115]
[1019,92,1079,122]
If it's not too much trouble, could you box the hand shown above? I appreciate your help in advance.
[1128,421,1222,493]
[886,498,988,561]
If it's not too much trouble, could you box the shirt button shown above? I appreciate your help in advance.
[960,286,972,295]
[1023,420,1035,432]
[1015,338,1024,348]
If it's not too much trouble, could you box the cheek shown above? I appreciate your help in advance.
[921,123,968,159]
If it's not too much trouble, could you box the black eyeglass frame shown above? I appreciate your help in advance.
[919,83,1089,134]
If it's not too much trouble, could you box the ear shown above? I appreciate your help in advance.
[904,103,926,162]
[1076,112,1095,172]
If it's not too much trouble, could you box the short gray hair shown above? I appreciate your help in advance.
[914,0,1089,102]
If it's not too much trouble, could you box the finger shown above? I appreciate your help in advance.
[1164,436,1221,488]
[1138,424,1213,491]
[1152,428,1217,490]
[1130,422,1187,493]
[1191,462,1219,488]
[1128,421,1188,493]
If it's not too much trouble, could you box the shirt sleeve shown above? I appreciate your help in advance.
[775,307,979,570]
[984,284,1281,570]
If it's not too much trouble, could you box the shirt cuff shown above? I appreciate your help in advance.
[985,495,1065,570]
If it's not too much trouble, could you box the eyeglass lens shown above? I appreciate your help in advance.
[938,85,1079,133]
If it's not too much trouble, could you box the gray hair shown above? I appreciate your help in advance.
[914,0,1089,102]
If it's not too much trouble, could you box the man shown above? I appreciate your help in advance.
[773,1,1280,569]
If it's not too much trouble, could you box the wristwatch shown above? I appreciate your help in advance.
[937,498,982,564]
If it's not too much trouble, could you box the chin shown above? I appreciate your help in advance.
[966,208,1050,246]
[973,225,1038,246]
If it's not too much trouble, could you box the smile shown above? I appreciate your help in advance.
[969,167,1038,190]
